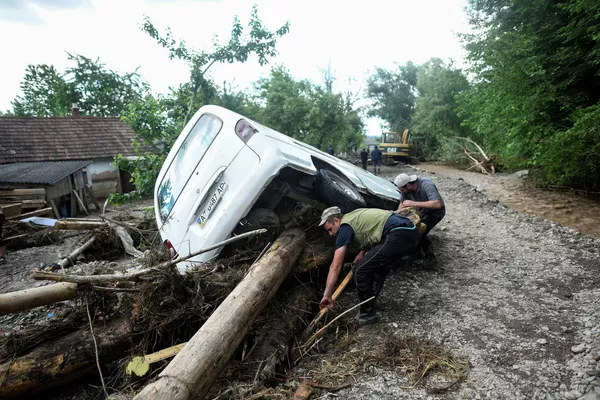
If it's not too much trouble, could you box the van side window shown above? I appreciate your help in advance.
[157,114,223,221]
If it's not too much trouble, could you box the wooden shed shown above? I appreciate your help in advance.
[0,161,93,219]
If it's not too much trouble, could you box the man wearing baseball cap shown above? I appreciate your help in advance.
[319,206,420,325]
[394,173,445,255]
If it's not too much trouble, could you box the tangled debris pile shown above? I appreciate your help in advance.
[0,201,467,400]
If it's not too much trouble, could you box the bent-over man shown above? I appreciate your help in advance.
[319,206,420,325]
[394,173,445,255]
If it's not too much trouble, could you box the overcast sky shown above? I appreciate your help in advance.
[0,0,470,135]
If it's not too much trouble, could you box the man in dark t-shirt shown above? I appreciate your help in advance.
[360,148,368,170]
[394,173,445,257]
[319,206,420,325]
[371,146,382,175]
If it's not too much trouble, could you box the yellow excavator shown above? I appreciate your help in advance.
[380,129,412,163]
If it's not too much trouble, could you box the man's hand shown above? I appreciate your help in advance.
[353,251,365,263]
[401,200,416,208]
[320,296,334,310]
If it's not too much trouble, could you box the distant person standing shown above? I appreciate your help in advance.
[360,148,369,170]
[371,146,382,175]
[327,145,335,156]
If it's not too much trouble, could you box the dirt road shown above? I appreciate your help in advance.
[309,165,600,399]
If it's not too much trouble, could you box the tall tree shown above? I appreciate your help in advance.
[256,67,364,151]
[11,54,147,117]
[140,4,289,126]
[458,0,600,189]
[12,65,76,116]
[365,62,419,132]
[412,58,470,158]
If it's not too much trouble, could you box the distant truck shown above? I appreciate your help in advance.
[380,129,412,163]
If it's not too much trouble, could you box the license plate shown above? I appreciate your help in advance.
[197,181,228,227]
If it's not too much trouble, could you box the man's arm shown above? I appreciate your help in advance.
[400,199,442,210]
[320,245,348,310]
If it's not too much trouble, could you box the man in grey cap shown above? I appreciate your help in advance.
[394,173,445,255]
[319,206,420,325]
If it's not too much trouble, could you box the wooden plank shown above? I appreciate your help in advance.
[72,190,88,215]
[7,207,52,220]
[0,189,45,197]
[50,200,61,219]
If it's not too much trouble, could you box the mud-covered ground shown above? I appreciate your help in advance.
[304,165,600,400]
[2,167,599,400]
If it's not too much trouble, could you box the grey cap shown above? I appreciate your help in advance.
[319,206,342,226]
[394,173,418,187]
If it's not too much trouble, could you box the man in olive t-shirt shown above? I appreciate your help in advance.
[319,206,420,325]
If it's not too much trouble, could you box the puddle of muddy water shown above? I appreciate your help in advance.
[416,163,600,239]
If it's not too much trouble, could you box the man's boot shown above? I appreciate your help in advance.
[373,271,387,311]
[355,288,378,326]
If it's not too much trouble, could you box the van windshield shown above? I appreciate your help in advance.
[157,114,223,221]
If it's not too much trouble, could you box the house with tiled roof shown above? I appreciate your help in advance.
[0,107,144,197]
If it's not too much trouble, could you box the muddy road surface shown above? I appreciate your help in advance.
[304,165,600,400]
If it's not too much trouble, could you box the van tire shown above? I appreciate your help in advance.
[314,169,366,213]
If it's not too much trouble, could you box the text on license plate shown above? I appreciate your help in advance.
[197,181,228,227]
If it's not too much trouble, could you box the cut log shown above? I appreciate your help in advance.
[134,228,306,400]
[0,282,77,316]
[293,242,334,274]
[240,286,314,382]
[59,236,97,268]
[0,317,132,398]
[54,220,107,230]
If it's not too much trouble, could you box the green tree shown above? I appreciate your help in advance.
[12,64,76,116]
[11,54,147,117]
[140,4,289,126]
[366,62,419,132]
[255,66,363,151]
[412,58,470,158]
[458,0,600,189]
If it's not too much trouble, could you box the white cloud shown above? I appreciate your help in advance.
[0,0,470,135]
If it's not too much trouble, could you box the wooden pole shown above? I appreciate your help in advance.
[134,228,306,400]
[59,236,96,268]
[0,283,78,316]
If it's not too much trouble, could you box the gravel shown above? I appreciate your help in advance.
[325,166,600,399]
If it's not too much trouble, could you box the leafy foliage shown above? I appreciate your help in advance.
[12,54,147,117]
[411,58,471,158]
[457,0,600,190]
[366,62,419,132]
[255,67,364,152]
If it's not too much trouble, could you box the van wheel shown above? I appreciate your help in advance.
[314,169,366,213]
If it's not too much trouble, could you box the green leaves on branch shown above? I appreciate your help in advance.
[12,54,148,117]
[255,67,364,152]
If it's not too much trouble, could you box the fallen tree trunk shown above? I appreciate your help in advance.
[134,228,306,400]
[54,220,107,230]
[59,236,96,268]
[0,282,77,316]
[0,316,132,398]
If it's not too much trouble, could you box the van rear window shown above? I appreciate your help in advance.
[157,114,223,221]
